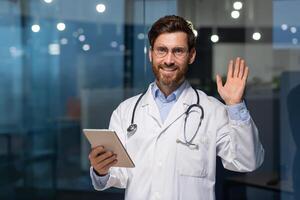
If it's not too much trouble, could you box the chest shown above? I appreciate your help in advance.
[124,105,216,173]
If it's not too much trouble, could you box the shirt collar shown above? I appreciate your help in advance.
[151,80,187,103]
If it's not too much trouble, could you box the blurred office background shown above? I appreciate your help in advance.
[0,0,299,199]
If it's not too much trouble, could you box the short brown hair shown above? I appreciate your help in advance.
[148,15,196,51]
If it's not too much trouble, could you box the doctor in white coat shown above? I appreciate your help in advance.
[89,15,264,200]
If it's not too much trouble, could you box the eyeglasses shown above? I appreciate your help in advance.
[152,46,189,59]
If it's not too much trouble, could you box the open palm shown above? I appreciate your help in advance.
[216,57,249,105]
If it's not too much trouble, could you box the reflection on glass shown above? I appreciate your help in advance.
[0,0,299,199]
[96,4,106,13]
[31,24,41,32]
[56,22,66,31]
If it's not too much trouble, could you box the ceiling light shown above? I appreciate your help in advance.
[78,35,86,42]
[281,24,288,31]
[48,43,60,55]
[233,1,243,10]
[137,33,145,40]
[44,0,53,3]
[252,32,261,40]
[292,38,298,45]
[231,10,240,19]
[290,26,297,33]
[31,24,40,32]
[57,22,66,31]
[9,46,23,57]
[96,4,106,13]
[60,38,68,45]
[211,34,219,43]
[110,41,118,48]
[82,44,90,51]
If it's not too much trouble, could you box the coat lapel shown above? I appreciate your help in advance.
[139,82,197,133]
[160,84,195,133]
[140,84,162,127]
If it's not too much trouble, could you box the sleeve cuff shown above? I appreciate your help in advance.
[225,100,250,122]
[90,167,110,188]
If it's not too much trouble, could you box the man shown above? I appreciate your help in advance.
[89,15,264,200]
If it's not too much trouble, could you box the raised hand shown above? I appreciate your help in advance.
[216,57,249,105]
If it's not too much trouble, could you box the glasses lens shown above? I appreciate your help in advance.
[154,47,167,57]
[153,46,188,59]
[173,47,188,59]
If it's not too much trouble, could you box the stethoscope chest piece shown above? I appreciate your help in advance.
[127,123,137,136]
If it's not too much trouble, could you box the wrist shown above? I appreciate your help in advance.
[225,100,242,106]
[93,168,108,177]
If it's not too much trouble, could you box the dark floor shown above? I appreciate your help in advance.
[14,187,125,200]
[0,169,125,200]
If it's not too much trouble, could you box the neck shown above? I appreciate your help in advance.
[156,79,185,97]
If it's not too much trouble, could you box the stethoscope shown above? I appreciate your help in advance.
[127,87,204,149]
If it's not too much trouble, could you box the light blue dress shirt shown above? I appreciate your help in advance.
[93,80,251,184]
[151,81,187,123]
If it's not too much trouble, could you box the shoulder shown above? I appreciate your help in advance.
[120,93,143,107]
[118,83,153,109]
[114,92,145,115]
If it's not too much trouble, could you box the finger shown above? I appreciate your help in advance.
[233,57,240,77]
[242,66,249,82]
[216,74,223,90]
[102,159,118,171]
[238,59,245,79]
[95,154,117,170]
[94,151,114,164]
[93,158,118,176]
[90,146,105,159]
[227,60,234,78]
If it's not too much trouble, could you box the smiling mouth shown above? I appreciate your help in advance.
[160,67,177,72]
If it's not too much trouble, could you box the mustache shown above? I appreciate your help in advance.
[158,63,178,68]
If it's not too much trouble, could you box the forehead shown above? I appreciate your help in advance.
[153,32,188,48]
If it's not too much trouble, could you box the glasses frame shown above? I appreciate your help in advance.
[151,46,189,59]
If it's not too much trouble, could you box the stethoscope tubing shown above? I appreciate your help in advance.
[127,87,204,148]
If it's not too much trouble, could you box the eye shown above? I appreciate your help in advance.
[156,47,168,54]
[173,48,185,54]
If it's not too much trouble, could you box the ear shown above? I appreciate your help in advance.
[188,48,196,64]
[148,47,152,62]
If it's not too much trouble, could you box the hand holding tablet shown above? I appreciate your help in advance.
[84,129,135,168]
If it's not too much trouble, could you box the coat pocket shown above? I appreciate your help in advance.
[176,142,208,178]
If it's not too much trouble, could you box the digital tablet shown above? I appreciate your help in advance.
[83,129,135,168]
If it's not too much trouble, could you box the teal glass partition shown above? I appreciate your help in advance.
[0,0,299,199]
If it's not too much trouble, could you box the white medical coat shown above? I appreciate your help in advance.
[91,83,264,200]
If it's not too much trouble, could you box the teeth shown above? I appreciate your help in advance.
[161,68,176,71]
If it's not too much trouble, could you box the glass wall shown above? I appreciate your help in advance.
[0,0,299,199]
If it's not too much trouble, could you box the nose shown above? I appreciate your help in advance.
[164,51,175,66]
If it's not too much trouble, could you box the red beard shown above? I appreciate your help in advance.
[152,63,187,88]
